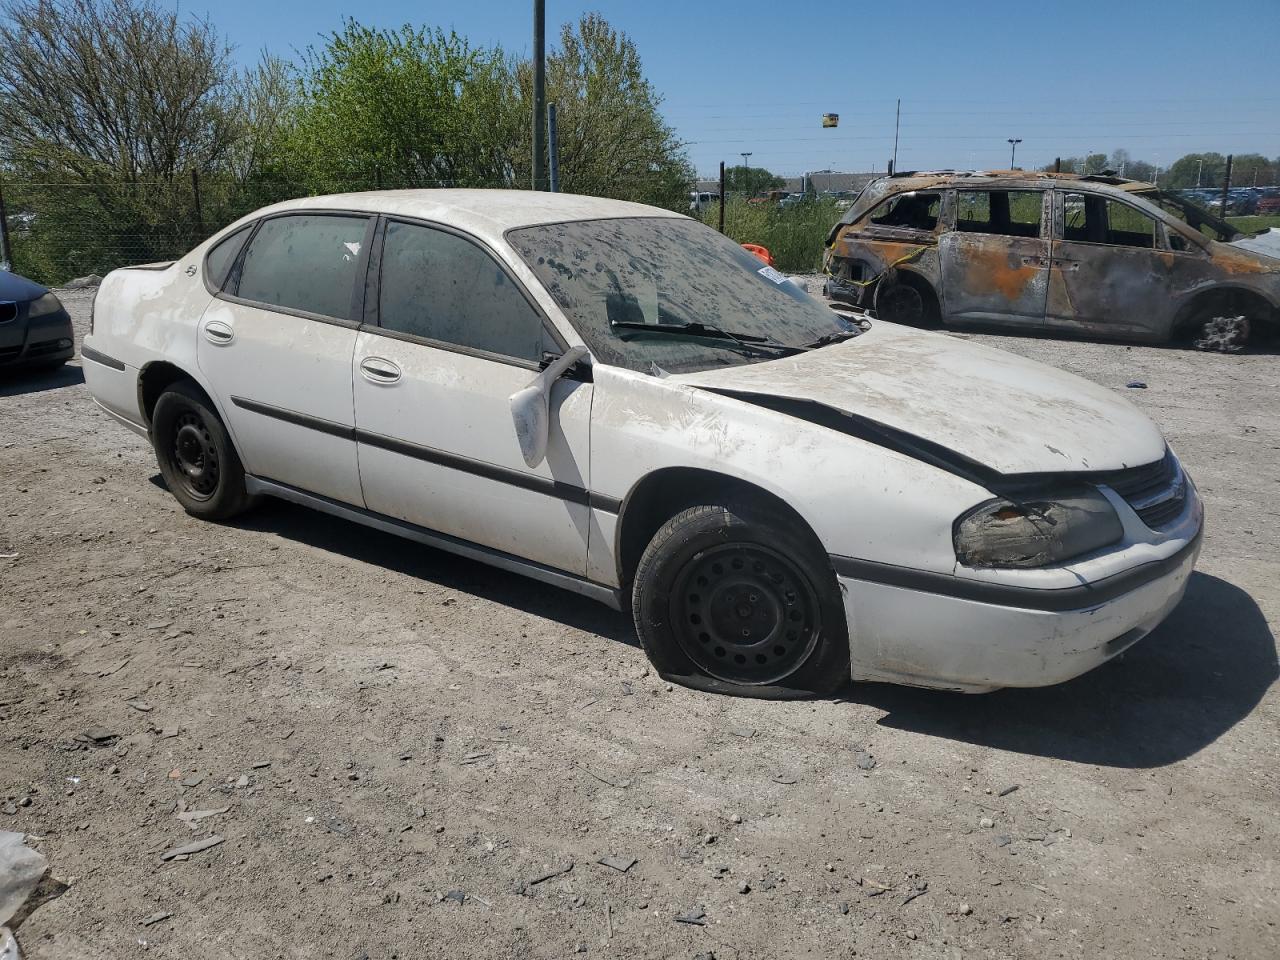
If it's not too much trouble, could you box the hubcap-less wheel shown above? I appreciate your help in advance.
[171,412,219,500]
[878,284,925,325]
[670,544,822,685]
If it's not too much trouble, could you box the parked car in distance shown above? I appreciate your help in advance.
[0,270,74,371]
[824,170,1280,346]
[688,191,719,214]
[83,190,1202,696]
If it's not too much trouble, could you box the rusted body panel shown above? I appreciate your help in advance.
[825,171,1280,344]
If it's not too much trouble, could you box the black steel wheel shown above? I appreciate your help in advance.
[152,379,254,521]
[632,500,849,698]
[670,543,822,686]
[171,410,220,500]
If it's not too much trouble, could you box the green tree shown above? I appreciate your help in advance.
[1164,152,1227,190]
[723,164,785,197]
[278,22,517,191]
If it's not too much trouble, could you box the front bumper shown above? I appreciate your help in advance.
[0,307,75,368]
[834,525,1203,693]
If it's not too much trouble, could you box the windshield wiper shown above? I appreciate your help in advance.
[610,320,803,353]
[801,329,862,349]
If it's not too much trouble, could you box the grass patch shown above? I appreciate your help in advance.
[1227,215,1280,234]
[699,198,843,273]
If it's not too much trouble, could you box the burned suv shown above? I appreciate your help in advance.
[824,171,1280,350]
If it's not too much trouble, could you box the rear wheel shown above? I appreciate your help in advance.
[151,380,254,520]
[631,500,849,698]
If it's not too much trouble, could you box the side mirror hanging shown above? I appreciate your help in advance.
[509,345,591,468]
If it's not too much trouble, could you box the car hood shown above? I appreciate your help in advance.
[1228,227,1280,262]
[672,322,1167,477]
[0,270,48,303]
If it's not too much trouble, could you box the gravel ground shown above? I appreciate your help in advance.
[2,286,1278,960]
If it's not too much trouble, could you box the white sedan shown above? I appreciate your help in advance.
[81,191,1203,695]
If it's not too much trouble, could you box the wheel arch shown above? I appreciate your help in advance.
[137,360,211,427]
[614,466,828,591]
[1170,283,1280,340]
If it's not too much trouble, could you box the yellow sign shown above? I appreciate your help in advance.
[822,113,839,128]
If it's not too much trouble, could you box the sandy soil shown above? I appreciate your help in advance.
[2,287,1277,959]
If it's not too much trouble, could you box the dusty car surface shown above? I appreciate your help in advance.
[824,170,1280,348]
[82,190,1202,695]
[0,269,74,371]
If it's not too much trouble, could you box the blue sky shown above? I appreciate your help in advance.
[201,0,1280,178]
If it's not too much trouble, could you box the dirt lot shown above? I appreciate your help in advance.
[2,287,1278,960]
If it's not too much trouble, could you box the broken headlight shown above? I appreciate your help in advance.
[954,487,1123,568]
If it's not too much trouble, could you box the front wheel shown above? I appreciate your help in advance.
[151,380,254,521]
[631,501,850,697]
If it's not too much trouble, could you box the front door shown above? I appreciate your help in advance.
[939,188,1050,327]
[353,218,593,576]
[197,212,372,506]
[1046,191,1172,338]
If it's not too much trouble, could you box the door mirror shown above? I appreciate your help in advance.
[510,345,590,468]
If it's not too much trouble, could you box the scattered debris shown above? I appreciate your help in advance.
[995,834,1012,848]
[176,807,229,826]
[80,727,118,744]
[855,752,877,771]
[139,912,172,927]
[998,784,1020,798]
[959,902,973,916]
[125,700,152,713]
[902,881,928,906]
[442,890,466,905]
[528,862,574,885]
[1126,381,1148,389]
[597,856,636,873]
[771,774,798,785]
[862,878,892,897]
[979,817,995,829]
[325,818,352,837]
[160,834,225,861]
[251,761,272,770]
[675,906,707,926]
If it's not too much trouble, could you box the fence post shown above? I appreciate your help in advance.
[191,169,204,240]
[1220,154,1233,219]
[718,161,725,234]
[547,103,560,193]
[1054,157,1062,173]
[0,173,13,272]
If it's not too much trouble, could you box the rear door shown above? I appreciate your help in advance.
[1047,190,1173,338]
[352,217,593,575]
[939,188,1050,327]
[197,212,372,506]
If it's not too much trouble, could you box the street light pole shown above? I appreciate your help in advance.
[1007,138,1022,169]
[740,151,752,198]
[531,0,546,191]
[1196,158,1203,188]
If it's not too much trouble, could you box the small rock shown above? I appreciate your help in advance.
[251,761,271,769]
[1125,381,1147,389]
[443,890,466,905]
[730,813,742,824]
[979,817,994,829]
[235,775,250,788]
[597,855,637,873]
[959,902,973,916]
[18,797,31,808]
[703,833,717,845]
[675,906,706,926]
[1,803,16,816]
[180,774,204,788]
[574,944,586,954]
[140,911,172,927]
[839,902,850,915]
[905,930,918,940]
[855,752,877,771]
[998,784,1019,798]
[738,882,750,894]
[995,834,1012,847]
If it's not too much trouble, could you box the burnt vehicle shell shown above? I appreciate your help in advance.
[823,170,1280,346]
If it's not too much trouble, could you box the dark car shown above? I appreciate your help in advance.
[0,271,75,371]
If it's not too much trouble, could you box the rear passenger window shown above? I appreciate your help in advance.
[378,221,549,363]
[236,214,368,319]
[1061,193,1156,249]
[955,191,1043,238]
[1105,200,1156,249]
[205,225,252,290]
[864,192,941,231]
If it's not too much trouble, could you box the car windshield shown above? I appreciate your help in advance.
[507,217,854,374]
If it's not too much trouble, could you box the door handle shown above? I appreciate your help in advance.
[203,320,234,344]
[360,357,402,384]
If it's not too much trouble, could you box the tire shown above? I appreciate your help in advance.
[151,380,254,521]
[631,500,850,698]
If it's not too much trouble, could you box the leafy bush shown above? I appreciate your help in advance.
[700,198,843,273]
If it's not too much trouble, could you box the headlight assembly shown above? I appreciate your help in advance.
[27,292,63,318]
[954,487,1123,568]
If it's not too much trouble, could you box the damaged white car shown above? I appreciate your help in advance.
[82,191,1203,695]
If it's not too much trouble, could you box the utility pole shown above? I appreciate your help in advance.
[0,173,12,272]
[740,152,752,198]
[892,98,900,174]
[1007,138,1022,169]
[1220,154,1233,219]
[547,102,560,193]
[718,161,725,234]
[531,0,546,191]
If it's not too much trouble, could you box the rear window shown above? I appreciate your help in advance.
[204,225,252,291]
[235,214,369,320]
[863,191,941,231]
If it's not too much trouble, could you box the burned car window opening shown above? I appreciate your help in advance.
[956,190,1044,239]
[508,217,855,374]
[865,192,941,231]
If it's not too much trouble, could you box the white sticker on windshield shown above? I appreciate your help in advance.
[757,265,788,284]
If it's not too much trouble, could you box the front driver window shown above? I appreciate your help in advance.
[378,221,549,363]
[864,192,941,231]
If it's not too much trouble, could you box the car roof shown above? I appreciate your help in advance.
[237,189,687,244]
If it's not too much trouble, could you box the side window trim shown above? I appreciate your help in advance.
[364,214,568,368]
[215,210,374,329]
[201,223,255,296]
